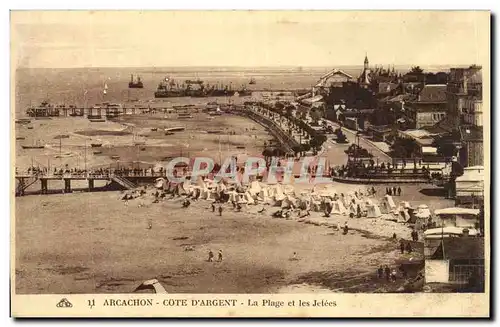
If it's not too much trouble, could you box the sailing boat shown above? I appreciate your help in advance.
[133,132,146,146]
[103,83,108,95]
[90,138,103,147]
[21,139,45,149]
[249,77,256,85]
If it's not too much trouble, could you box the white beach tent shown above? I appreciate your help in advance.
[380,195,396,214]
[155,178,166,189]
[366,203,382,218]
[248,180,262,197]
[331,199,347,215]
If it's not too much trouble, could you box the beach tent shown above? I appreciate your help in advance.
[243,191,255,205]
[366,203,382,218]
[248,181,262,197]
[155,178,166,189]
[226,190,237,203]
[331,199,347,215]
[273,184,286,202]
[380,195,396,214]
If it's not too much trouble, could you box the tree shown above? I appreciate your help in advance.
[432,132,461,159]
[410,66,424,74]
[390,136,420,158]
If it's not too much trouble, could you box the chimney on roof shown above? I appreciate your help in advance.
[462,228,470,237]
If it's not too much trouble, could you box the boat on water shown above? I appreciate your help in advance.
[27,126,34,129]
[15,119,31,124]
[151,128,158,132]
[54,134,70,139]
[177,113,193,119]
[249,78,256,85]
[165,127,185,132]
[55,152,73,158]
[93,151,103,155]
[207,130,224,134]
[165,132,175,136]
[21,140,45,149]
[111,155,120,160]
[16,137,25,140]
[90,143,103,148]
[21,145,45,149]
[128,74,144,88]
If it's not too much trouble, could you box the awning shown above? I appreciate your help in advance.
[434,207,480,216]
[421,146,437,154]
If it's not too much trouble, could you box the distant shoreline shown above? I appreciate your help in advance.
[15,65,466,73]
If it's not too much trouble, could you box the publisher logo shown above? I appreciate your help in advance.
[56,298,73,308]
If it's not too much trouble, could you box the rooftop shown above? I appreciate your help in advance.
[415,84,447,103]
[430,238,484,260]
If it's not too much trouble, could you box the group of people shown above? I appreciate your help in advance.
[386,186,402,197]
[399,240,413,254]
[207,249,223,262]
[331,159,433,180]
[378,265,398,282]
[210,202,224,216]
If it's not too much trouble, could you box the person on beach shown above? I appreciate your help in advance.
[211,202,216,212]
[384,266,391,281]
[406,242,413,254]
[392,186,397,196]
[391,269,397,282]
[217,250,223,262]
[208,250,214,262]
[377,266,384,279]
[218,206,223,216]
[400,240,405,254]
[343,222,349,235]
[397,186,402,196]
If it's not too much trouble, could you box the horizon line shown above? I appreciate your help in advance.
[16,64,475,70]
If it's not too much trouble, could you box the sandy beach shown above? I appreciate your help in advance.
[16,188,438,294]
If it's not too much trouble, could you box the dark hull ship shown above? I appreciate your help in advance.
[128,74,144,88]
[154,76,235,98]
[26,100,60,117]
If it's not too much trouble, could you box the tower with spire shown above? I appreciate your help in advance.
[358,53,372,88]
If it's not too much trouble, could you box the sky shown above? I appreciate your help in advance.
[10,11,490,68]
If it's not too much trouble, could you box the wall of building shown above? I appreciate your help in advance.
[425,260,450,283]
[465,141,484,167]
[463,99,483,126]
[416,111,446,129]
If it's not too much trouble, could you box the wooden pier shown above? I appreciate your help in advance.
[15,172,165,196]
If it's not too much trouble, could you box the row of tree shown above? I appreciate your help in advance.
[245,101,328,156]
